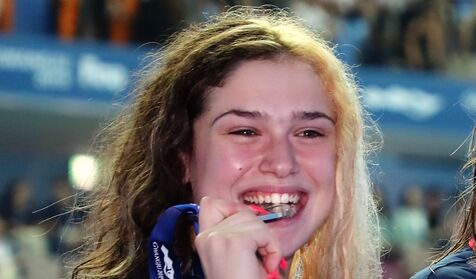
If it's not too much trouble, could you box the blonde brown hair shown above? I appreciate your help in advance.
[71,7,381,279]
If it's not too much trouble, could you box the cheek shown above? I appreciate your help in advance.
[301,146,336,184]
[191,144,257,198]
[206,144,255,173]
[225,146,259,172]
[307,151,337,220]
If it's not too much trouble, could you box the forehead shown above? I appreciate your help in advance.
[205,58,335,119]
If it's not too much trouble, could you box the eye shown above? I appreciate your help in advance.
[296,129,323,138]
[229,129,258,136]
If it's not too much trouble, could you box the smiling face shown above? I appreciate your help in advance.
[185,57,337,257]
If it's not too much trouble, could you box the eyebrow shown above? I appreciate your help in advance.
[293,111,336,124]
[212,109,262,126]
[212,109,335,125]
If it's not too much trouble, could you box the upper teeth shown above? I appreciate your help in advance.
[243,193,300,204]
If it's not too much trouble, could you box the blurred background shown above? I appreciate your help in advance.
[0,0,475,278]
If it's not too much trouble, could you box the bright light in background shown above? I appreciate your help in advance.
[69,154,98,191]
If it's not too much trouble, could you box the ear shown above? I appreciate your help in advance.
[180,152,191,184]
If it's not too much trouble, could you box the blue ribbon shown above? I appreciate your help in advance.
[147,204,201,279]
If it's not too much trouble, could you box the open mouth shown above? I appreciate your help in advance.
[242,192,303,219]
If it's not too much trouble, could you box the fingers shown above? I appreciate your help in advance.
[194,196,282,278]
[257,244,281,274]
[198,196,247,232]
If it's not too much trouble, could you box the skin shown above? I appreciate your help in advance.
[185,58,337,278]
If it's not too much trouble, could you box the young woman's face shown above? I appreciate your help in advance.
[185,58,337,257]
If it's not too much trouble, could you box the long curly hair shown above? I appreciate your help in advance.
[70,7,382,279]
[433,125,476,263]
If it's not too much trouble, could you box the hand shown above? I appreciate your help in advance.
[195,196,282,279]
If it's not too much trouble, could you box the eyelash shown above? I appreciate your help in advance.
[296,129,324,138]
[229,129,258,136]
[229,128,323,138]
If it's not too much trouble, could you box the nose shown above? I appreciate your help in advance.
[258,136,299,178]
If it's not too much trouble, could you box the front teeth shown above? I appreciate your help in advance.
[244,193,300,204]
